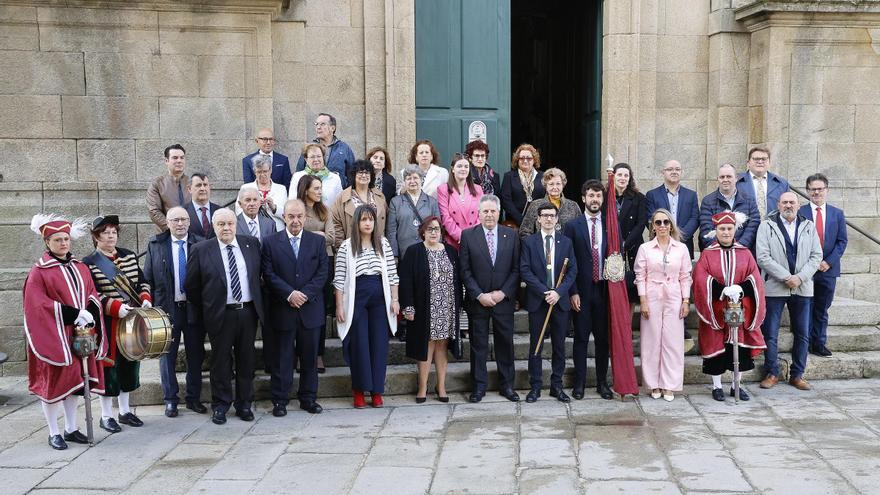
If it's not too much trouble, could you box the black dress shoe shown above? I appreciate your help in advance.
[165,403,178,418]
[435,387,450,403]
[300,402,323,414]
[317,367,326,374]
[63,429,89,444]
[118,412,143,427]
[812,345,832,357]
[468,390,485,403]
[235,408,254,421]
[100,417,121,433]
[712,388,726,402]
[597,383,614,400]
[572,387,585,400]
[549,387,571,403]
[212,410,227,425]
[499,388,520,402]
[186,401,208,414]
[730,387,750,401]
[48,434,68,450]
[272,403,287,417]
[525,389,540,403]
[415,396,427,404]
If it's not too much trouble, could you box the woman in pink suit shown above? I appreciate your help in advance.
[635,208,692,401]
[436,153,482,250]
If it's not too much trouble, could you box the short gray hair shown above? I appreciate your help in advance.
[251,154,272,174]
[479,194,501,210]
[238,184,260,203]
[401,164,425,182]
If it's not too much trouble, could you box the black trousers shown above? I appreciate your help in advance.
[271,313,319,405]
[468,308,515,392]
[208,304,257,413]
[528,304,568,390]
[572,282,609,388]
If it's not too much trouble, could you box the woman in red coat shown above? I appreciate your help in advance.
[23,214,108,450]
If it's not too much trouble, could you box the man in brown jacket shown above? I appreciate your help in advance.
[147,144,191,231]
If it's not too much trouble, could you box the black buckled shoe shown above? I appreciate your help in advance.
[48,434,68,450]
[525,389,540,403]
[300,402,323,414]
[597,383,614,400]
[212,409,226,425]
[468,390,485,403]
[549,387,571,403]
[712,388,726,402]
[235,408,254,421]
[571,385,585,400]
[730,387,750,401]
[165,403,178,418]
[118,412,143,427]
[499,388,520,402]
[272,403,287,417]
[63,429,89,444]
[186,401,208,414]
[100,417,121,433]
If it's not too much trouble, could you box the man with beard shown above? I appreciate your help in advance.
[756,192,823,391]
[563,180,613,400]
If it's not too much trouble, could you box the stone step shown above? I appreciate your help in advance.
[176,324,880,371]
[131,349,880,406]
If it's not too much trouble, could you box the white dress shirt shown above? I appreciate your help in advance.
[218,238,252,304]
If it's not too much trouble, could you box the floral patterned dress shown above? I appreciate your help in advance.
[427,248,455,340]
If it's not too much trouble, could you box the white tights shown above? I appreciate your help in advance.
[100,391,131,419]
[711,372,743,389]
[41,395,80,436]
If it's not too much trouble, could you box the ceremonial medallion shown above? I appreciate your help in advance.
[603,252,626,283]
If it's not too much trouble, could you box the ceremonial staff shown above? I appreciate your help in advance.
[722,285,745,404]
[72,322,98,445]
[533,258,570,355]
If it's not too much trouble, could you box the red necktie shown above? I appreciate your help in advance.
[815,206,824,248]
[590,217,600,282]
[200,207,210,236]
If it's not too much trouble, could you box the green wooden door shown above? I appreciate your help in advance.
[415,0,511,175]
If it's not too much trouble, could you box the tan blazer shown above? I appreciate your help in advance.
[329,188,387,252]
[146,174,191,231]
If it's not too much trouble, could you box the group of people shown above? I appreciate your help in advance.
[23,110,848,449]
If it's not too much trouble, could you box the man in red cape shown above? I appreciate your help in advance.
[694,211,766,402]
[23,214,108,450]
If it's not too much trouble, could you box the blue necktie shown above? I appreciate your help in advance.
[226,244,242,301]
[175,240,186,295]
[290,236,299,258]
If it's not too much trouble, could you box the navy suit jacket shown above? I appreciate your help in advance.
[699,190,761,250]
[185,235,264,333]
[519,231,578,313]
[645,185,699,254]
[242,151,292,192]
[736,171,789,213]
[563,214,608,303]
[459,224,520,316]
[799,203,847,278]
[143,230,204,317]
[185,201,220,239]
[261,229,328,329]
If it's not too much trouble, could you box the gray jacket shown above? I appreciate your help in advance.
[755,211,823,297]
[387,191,441,257]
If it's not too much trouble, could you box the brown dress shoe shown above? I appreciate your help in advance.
[789,376,812,390]
[760,375,778,389]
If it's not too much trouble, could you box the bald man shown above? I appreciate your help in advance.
[242,128,292,191]
[699,163,761,250]
[646,159,700,258]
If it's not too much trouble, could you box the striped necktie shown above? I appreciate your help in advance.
[226,244,242,301]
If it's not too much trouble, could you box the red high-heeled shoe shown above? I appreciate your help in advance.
[353,390,366,409]
[371,393,383,408]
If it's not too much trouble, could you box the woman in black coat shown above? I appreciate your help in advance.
[399,216,462,403]
[500,143,545,226]
[368,146,397,205]
[613,163,648,300]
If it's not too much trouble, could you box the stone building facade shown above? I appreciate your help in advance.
[0,0,878,374]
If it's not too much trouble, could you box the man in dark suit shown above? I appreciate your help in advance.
[242,128,292,191]
[185,208,264,425]
[646,160,700,258]
[185,173,220,240]
[799,173,848,358]
[236,187,276,243]
[563,180,614,400]
[699,164,761,250]
[521,204,577,403]
[262,199,328,416]
[736,146,789,220]
[143,206,206,417]
[459,194,520,403]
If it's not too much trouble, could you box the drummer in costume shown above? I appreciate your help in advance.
[82,215,153,432]
[24,214,108,450]
[694,211,767,401]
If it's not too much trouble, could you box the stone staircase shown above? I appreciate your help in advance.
[130,297,880,405]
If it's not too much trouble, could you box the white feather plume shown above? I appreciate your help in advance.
[30,213,90,239]
[702,210,749,241]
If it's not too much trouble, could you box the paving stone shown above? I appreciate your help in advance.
[519,467,582,495]
[703,413,792,437]
[758,395,850,421]
[819,448,880,495]
[364,436,440,468]
[182,414,254,445]
[187,479,255,494]
[638,394,701,418]
[576,425,670,480]
[520,417,574,439]
[247,408,315,437]
[451,400,518,422]
[725,436,829,470]
[823,388,880,411]
[570,397,645,425]
[667,448,752,492]
[790,420,880,450]
[351,466,433,495]
[741,467,858,495]
[0,466,54,495]
[202,435,289,480]
[251,453,362,494]
[519,438,576,468]
[379,403,450,437]
[649,418,726,451]
[431,422,517,494]
[582,480,684,494]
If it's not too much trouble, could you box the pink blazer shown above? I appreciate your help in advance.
[437,183,483,250]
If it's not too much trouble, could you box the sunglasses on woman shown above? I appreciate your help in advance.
[653,219,671,226]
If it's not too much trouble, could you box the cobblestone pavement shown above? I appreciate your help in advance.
[1,377,879,494]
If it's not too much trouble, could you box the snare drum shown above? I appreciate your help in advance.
[117,307,173,361]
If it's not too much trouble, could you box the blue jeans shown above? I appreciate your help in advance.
[762,295,811,378]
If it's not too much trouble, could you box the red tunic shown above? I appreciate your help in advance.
[694,242,766,359]
[23,253,108,403]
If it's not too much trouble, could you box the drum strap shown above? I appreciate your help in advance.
[91,251,135,304]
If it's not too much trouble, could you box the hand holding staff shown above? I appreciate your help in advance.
[533,258,570,356]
